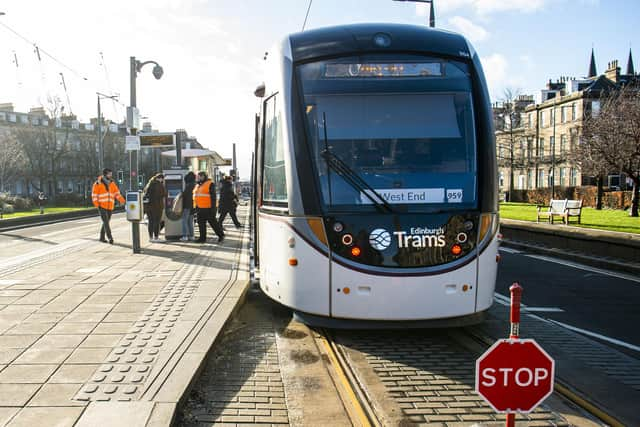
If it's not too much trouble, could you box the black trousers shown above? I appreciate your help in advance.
[148,210,162,239]
[218,207,241,227]
[98,207,113,241]
[197,208,224,240]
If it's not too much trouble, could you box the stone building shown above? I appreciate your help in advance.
[0,103,219,200]
[0,103,126,199]
[495,49,638,198]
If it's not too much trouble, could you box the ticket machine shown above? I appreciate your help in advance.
[163,168,189,240]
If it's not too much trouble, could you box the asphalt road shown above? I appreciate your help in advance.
[496,246,640,355]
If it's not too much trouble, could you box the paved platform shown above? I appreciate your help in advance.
[0,207,250,427]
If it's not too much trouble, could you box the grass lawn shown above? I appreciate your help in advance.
[500,202,640,234]
[0,206,93,220]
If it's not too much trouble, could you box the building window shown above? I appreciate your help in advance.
[527,170,533,189]
[550,136,555,155]
[550,108,555,126]
[528,113,532,129]
[499,172,505,188]
[539,138,545,157]
[527,138,534,160]
[538,170,545,188]
[561,106,566,123]
[540,111,546,127]
[571,103,576,121]
[560,168,566,186]
[570,168,578,186]
[262,93,288,204]
[560,135,567,153]
[592,101,600,116]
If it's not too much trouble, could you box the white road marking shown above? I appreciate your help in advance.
[494,293,511,305]
[41,223,96,238]
[547,318,640,353]
[499,246,522,254]
[493,293,564,312]
[523,307,565,313]
[524,254,640,284]
[0,239,86,271]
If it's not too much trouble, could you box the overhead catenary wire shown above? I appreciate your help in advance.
[99,51,121,118]
[302,0,313,31]
[0,20,129,123]
[0,21,89,82]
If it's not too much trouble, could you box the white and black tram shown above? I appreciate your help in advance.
[252,23,499,327]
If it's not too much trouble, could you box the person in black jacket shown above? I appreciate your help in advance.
[143,173,166,242]
[180,172,196,241]
[218,176,242,229]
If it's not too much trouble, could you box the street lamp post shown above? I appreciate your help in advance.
[129,56,163,254]
[551,99,557,199]
[393,0,435,27]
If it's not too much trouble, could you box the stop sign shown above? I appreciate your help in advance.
[476,339,555,413]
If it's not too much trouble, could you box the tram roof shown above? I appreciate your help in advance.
[288,23,472,63]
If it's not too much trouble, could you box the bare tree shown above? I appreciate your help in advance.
[496,88,523,201]
[579,85,640,216]
[0,133,26,193]
[14,96,71,202]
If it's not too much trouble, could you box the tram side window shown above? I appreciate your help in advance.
[262,94,288,205]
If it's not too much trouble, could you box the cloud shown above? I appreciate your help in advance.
[430,0,547,15]
[446,16,489,43]
[480,53,526,100]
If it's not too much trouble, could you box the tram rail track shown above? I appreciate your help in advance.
[316,328,381,427]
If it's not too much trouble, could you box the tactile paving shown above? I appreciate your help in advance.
[74,249,212,402]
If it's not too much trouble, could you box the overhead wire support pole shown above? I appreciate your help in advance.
[301,0,313,31]
[97,92,119,172]
[392,0,435,28]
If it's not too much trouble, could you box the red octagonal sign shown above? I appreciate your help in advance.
[476,339,555,413]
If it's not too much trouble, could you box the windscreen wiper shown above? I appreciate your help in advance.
[321,113,394,214]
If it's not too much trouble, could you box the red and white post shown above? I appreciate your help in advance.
[506,282,523,427]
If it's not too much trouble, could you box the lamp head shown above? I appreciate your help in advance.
[152,64,164,80]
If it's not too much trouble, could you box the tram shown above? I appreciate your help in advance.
[252,23,499,327]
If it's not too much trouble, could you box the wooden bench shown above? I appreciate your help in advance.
[537,199,583,224]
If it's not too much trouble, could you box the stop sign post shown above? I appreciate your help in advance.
[476,283,555,426]
[476,339,555,412]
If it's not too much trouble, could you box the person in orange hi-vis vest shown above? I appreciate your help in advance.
[193,171,225,243]
[92,168,125,244]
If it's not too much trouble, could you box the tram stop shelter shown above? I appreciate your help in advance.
[161,148,229,178]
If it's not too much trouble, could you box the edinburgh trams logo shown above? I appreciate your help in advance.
[369,228,392,250]
[369,227,447,250]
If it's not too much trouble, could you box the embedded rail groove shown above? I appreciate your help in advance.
[315,328,381,427]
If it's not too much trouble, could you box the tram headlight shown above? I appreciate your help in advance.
[478,213,498,243]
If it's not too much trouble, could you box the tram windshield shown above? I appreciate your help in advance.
[298,54,477,212]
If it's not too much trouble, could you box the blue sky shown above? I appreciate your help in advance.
[1,0,638,176]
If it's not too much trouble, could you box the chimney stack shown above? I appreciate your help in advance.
[605,59,620,83]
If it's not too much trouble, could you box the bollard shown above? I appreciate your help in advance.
[507,282,523,427]
[509,282,523,340]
